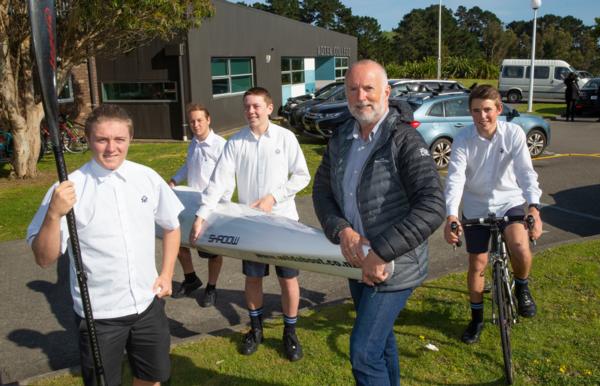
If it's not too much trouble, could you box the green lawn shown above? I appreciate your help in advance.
[0,138,325,242]
[31,239,600,385]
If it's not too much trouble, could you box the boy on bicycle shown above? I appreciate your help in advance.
[443,85,543,344]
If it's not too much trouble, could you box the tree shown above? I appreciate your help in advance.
[0,0,214,178]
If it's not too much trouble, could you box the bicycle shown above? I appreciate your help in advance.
[40,114,88,156]
[451,214,535,385]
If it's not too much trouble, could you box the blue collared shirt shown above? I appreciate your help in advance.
[342,111,388,236]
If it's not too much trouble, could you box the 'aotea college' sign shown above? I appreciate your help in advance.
[317,45,351,56]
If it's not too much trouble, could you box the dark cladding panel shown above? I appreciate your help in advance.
[187,0,357,133]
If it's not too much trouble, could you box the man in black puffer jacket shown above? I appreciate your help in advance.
[313,60,445,386]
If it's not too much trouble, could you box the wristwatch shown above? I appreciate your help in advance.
[528,203,541,211]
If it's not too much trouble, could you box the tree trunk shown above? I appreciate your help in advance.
[11,104,43,179]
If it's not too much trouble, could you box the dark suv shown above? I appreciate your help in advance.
[302,80,467,139]
[280,82,345,129]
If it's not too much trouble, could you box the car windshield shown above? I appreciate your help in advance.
[583,79,600,89]
[316,85,343,100]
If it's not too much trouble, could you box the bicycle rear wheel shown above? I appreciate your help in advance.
[493,262,513,384]
[63,123,87,153]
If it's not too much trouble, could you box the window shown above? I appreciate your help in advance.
[444,98,470,117]
[102,82,177,102]
[554,66,571,80]
[58,76,74,103]
[502,66,524,78]
[281,58,304,85]
[101,82,177,102]
[428,102,444,117]
[211,58,254,96]
[335,57,349,81]
[526,66,550,79]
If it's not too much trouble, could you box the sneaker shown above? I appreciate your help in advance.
[172,277,202,299]
[516,287,537,317]
[461,320,484,344]
[200,288,217,308]
[241,329,263,356]
[283,331,303,362]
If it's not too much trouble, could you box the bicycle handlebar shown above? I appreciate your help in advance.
[452,214,536,248]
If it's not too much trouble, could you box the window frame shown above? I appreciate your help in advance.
[335,57,349,81]
[211,57,255,97]
[281,57,305,86]
[101,81,178,103]
[58,76,75,104]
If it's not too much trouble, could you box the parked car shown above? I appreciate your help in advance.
[401,93,551,169]
[498,59,588,102]
[575,77,600,116]
[575,70,594,79]
[302,80,468,139]
[281,82,345,129]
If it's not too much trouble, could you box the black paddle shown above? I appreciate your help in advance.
[27,1,107,384]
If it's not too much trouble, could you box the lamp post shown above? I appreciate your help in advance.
[527,0,542,112]
[437,0,442,79]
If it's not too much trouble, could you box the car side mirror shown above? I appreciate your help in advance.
[507,108,520,119]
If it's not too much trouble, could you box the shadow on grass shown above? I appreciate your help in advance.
[170,353,289,385]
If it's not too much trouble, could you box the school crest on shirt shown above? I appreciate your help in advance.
[418,147,430,157]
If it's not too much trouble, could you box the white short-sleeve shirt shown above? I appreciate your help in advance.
[27,159,184,319]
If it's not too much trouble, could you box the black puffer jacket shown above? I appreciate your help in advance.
[312,109,445,291]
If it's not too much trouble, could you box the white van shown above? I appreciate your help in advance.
[498,59,589,102]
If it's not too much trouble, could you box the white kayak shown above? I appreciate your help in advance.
[156,186,393,280]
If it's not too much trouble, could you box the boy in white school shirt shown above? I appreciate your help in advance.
[169,103,230,307]
[443,85,543,344]
[27,104,183,386]
[189,87,310,362]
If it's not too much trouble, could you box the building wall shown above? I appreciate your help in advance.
[95,0,357,138]
[187,0,357,133]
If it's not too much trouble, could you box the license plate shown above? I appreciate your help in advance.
[591,95,598,100]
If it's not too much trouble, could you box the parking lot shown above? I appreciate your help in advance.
[1,116,599,384]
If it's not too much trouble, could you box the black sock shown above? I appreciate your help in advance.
[470,302,484,324]
[249,308,263,331]
[514,277,529,293]
[283,314,297,335]
[206,283,216,291]
[184,272,198,283]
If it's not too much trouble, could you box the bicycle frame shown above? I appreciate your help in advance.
[489,223,518,327]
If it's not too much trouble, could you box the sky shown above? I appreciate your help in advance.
[341,0,598,31]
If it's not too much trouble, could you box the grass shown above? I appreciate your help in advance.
[30,239,600,385]
[0,137,325,242]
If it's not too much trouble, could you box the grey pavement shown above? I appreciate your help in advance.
[2,117,600,384]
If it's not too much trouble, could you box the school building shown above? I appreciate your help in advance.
[64,0,357,139]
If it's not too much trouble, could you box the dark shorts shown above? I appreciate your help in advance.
[243,260,299,279]
[463,206,525,254]
[196,249,219,259]
[76,297,171,385]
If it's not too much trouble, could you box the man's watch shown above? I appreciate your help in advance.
[528,203,541,211]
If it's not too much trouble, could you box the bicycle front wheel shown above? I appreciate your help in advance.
[493,262,513,384]
[63,123,88,153]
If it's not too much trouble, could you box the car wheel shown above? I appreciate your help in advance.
[507,90,522,103]
[430,138,452,169]
[527,129,546,158]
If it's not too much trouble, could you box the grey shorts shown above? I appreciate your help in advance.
[76,297,170,385]
[243,260,299,278]
[196,249,219,259]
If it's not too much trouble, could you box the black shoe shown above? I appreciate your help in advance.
[241,329,263,356]
[283,331,303,362]
[516,287,537,317]
[461,321,484,344]
[172,277,202,299]
[200,288,217,307]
